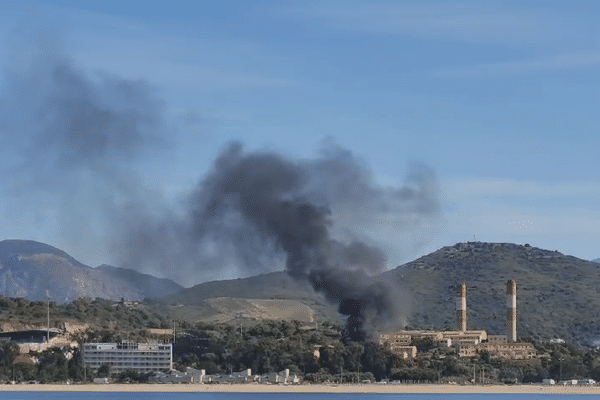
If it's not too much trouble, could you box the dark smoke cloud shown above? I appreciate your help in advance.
[121,141,440,337]
[0,27,167,263]
[3,56,163,173]
[2,25,442,337]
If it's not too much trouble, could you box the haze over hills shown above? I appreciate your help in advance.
[0,240,183,302]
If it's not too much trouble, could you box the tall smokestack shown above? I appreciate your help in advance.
[506,279,517,342]
[456,283,467,332]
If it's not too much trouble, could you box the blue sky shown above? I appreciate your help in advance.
[0,1,598,284]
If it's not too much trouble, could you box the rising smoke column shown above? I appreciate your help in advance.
[1,25,443,337]
[176,141,439,339]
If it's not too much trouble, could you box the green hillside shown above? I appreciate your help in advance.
[382,242,600,346]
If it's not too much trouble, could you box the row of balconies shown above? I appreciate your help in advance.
[84,350,170,355]
[86,362,170,367]
[83,357,171,362]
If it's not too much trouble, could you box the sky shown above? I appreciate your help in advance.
[0,1,598,286]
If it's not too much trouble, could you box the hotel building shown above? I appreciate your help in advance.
[82,341,172,373]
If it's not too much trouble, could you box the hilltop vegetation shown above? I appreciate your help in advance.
[0,296,172,341]
[383,242,600,346]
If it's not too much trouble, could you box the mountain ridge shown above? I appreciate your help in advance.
[3,238,600,346]
[0,239,183,302]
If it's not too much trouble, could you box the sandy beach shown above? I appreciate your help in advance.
[1,383,600,394]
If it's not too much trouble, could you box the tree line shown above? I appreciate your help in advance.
[1,294,600,384]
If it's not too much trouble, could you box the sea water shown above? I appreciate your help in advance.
[0,394,596,400]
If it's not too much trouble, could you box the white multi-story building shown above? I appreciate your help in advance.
[82,341,172,373]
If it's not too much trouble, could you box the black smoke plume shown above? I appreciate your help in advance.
[129,141,438,339]
[1,26,442,338]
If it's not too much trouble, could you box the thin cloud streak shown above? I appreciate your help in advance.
[433,52,600,78]
[78,58,299,90]
[7,4,298,92]
[444,178,600,199]
[288,1,547,43]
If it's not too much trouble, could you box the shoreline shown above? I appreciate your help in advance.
[1,383,600,394]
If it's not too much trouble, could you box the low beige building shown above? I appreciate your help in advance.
[378,333,411,346]
[441,330,488,343]
[456,343,477,357]
[456,341,536,359]
[479,342,536,360]
[488,335,508,344]
[378,333,417,358]
[390,345,417,359]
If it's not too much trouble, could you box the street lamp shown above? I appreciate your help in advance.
[559,357,564,382]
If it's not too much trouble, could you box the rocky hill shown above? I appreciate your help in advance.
[383,242,600,346]
[95,264,183,300]
[0,240,183,303]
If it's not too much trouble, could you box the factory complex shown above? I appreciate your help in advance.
[379,280,536,360]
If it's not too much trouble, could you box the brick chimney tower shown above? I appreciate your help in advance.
[456,283,467,332]
[506,279,517,342]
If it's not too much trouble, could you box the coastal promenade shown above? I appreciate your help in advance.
[1,383,600,394]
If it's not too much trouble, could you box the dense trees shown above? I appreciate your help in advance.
[0,295,170,335]
[168,322,600,385]
[3,293,600,384]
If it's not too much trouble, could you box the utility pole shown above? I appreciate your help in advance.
[82,346,86,384]
[559,357,564,382]
[46,290,50,343]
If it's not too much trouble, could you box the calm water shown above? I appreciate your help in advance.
[0,394,597,400]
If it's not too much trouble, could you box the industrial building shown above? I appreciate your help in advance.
[378,280,536,360]
[82,341,172,373]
